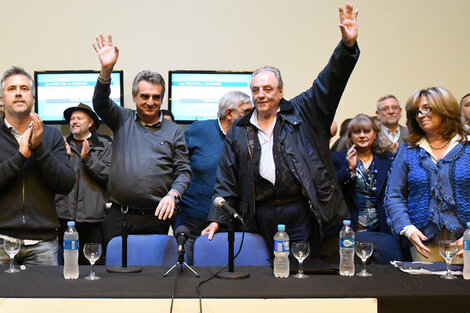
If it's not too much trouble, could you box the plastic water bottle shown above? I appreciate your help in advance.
[63,221,79,279]
[273,224,290,278]
[339,220,355,276]
[464,222,470,280]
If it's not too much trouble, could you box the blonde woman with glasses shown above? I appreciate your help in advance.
[386,87,469,262]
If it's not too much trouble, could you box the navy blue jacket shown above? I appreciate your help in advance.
[208,41,360,237]
[332,151,393,234]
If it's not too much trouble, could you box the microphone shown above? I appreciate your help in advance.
[213,197,244,224]
[174,225,190,254]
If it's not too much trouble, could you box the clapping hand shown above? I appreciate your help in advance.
[338,3,359,48]
[29,113,43,149]
[19,127,32,158]
[63,137,72,157]
[19,114,44,158]
[346,144,358,170]
[81,139,90,160]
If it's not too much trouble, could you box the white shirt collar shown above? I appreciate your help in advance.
[417,134,460,163]
[4,117,32,143]
[249,109,279,136]
[217,118,226,136]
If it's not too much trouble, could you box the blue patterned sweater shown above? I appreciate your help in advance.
[385,142,470,240]
[177,119,225,224]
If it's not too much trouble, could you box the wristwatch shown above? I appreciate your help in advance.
[167,192,181,204]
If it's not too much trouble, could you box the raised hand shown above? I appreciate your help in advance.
[92,33,119,78]
[338,3,359,48]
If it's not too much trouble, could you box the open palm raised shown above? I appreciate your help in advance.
[338,3,359,48]
[93,34,119,74]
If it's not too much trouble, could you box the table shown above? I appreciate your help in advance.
[0,265,468,313]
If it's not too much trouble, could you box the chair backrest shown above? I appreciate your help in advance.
[106,234,177,266]
[193,232,271,266]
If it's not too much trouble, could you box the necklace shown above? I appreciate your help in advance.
[429,139,451,150]
[359,154,373,164]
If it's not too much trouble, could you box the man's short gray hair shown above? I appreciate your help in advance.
[218,91,251,119]
[250,66,283,90]
[1,66,35,97]
[132,70,165,97]
[376,94,399,110]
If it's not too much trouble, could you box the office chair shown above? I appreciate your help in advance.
[106,234,177,266]
[193,232,270,266]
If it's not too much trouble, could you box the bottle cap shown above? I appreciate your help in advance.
[343,220,351,226]
[278,224,286,231]
[67,221,75,227]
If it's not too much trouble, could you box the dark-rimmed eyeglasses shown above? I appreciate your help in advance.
[417,106,432,116]
[410,106,433,118]
[378,105,400,112]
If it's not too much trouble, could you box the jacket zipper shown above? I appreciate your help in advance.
[22,178,26,224]
[73,151,81,221]
[244,122,256,215]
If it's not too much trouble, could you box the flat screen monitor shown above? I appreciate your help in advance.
[169,70,252,123]
[34,70,124,123]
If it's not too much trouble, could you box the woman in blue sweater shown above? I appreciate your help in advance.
[386,87,470,261]
[176,91,253,264]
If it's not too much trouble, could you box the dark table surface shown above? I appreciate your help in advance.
[0,264,469,313]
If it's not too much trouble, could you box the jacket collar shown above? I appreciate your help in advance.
[236,98,301,127]
[66,132,104,148]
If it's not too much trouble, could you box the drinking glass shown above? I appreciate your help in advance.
[3,238,21,273]
[292,241,310,278]
[355,241,374,277]
[83,243,102,280]
[439,240,459,280]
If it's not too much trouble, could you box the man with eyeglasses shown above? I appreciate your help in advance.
[376,94,409,146]
[92,34,191,247]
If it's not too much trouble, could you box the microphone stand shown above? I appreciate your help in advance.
[163,245,200,278]
[216,216,250,280]
[107,206,142,273]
